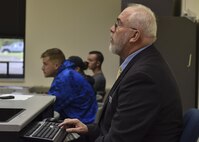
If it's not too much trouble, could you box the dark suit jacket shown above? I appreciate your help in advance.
[87,45,183,142]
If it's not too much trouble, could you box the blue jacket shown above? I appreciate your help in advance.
[48,60,98,124]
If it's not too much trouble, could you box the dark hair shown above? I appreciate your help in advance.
[41,48,65,64]
[68,56,88,70]
[89,51,104,64]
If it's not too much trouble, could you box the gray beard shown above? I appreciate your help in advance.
[109,32,130,55]
[109,39,125,55]
[109,43,121,55]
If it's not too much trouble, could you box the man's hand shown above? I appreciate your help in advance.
[59,118,88,134]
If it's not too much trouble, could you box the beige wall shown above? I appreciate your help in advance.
[182,0,199,21]
[0,0,121,89]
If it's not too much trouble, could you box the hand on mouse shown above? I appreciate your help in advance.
[58,118,88,134]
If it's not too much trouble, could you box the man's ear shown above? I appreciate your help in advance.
[54,62,60,70]
[129,30,140,43]
[96,61,100,66]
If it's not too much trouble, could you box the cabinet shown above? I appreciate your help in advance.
[154,17,197,112]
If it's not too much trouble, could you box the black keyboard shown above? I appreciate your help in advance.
[22,121,67,142]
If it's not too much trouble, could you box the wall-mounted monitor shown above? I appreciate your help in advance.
[0,37,25,78]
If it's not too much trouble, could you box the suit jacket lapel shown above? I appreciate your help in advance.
[98,55,137,123]
[98,45,155,123]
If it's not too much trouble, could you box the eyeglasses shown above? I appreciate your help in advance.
[114,20,137,31]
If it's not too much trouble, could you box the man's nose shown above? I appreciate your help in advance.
[110,25,115,33]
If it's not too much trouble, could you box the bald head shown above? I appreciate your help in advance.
[123,4,157,41]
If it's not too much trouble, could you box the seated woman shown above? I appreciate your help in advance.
[68,56,95,86]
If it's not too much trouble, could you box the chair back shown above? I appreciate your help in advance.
[180,108,199,142]
[95,102,104,123]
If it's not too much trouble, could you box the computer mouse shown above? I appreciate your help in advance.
[0,95,15,99]
[43,117,58,122]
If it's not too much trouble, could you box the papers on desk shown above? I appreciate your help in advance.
[0,94,33,100]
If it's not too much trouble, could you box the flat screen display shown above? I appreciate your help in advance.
[0,38,24,78]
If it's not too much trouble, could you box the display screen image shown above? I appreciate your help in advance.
[0,38,24,78]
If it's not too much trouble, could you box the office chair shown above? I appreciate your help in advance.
[180,108,199,142]
[95,102,104,123]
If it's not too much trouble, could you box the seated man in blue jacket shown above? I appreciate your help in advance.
[41,48,98,124]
